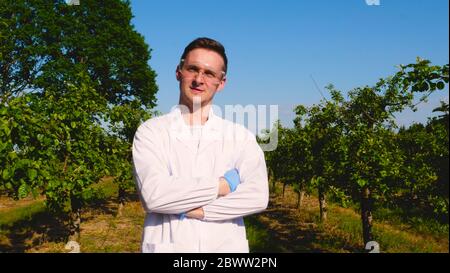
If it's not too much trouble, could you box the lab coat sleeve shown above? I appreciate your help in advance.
[202,137,269,221]
[132,123,219,215]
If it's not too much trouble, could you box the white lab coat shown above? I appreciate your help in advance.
[132,105,269,253]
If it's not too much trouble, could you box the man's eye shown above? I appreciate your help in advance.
[205,71,216,78]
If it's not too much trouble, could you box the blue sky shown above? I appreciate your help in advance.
[130,0,449,129]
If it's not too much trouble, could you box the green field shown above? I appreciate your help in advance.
[0,180,447,253]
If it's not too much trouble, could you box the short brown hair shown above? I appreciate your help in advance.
[180,37,228,73]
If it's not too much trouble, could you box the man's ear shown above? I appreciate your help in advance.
[176,65,181,81]
[216,77,227,92]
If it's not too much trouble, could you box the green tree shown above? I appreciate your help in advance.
[396,102,449,221]
[288,59,448,247]
[341,58,448,245]
[263,120,284,192]
[294,87,348,221]
[1,0,158,241]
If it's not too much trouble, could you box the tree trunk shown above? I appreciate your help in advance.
[409,183,418,205]
[272,177,276,194]
[318,187,327,221]
[282,183,287,198]
[296,190,305,210]
[360,186,373,246]
[69,196,81,242]
[117,186,126,217]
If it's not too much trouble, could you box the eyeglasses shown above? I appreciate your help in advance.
[178,59,225,84]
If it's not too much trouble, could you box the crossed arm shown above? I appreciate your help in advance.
[132,125,269,222]
[185,177,231,219]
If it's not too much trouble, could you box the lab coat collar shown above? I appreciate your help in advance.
[168,105,222,153]
[168,105,221,132]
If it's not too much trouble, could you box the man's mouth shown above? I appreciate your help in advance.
[190,87,204,94]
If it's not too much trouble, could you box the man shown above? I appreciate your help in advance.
[132,37,269,253]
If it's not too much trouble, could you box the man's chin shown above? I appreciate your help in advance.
[180,91,214,108]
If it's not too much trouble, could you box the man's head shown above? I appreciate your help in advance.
[180,37,228,73]
[176,37,228,110]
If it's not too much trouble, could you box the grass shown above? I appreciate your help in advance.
[0,176,143,253]
[372,206,449,238]
[0,200,46,228]
[245,214,281,252]
[335,198,449,252]
[25,199,144,253]
[0,180,448,253]
[243,182,448,253]
[316,203,448,253]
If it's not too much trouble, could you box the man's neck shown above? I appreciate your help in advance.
[179,101,211,126]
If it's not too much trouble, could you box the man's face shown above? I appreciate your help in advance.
[176,48,226,109]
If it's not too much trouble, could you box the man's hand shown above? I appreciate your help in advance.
[185,207,204,220]
[218,177,231,197]
[218,168,240,197]
[181,169,241,220]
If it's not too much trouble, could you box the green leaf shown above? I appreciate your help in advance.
[2,169,10,180]
[1,126,11,137]
[27,169,38,180]
[18,184,29,199]
[0,107,7,115]
[356,178,367,188]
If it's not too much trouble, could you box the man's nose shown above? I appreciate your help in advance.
[193,72,205,83]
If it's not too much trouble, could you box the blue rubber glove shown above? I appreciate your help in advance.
[223,168,240,193]
[179,212,186,220]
